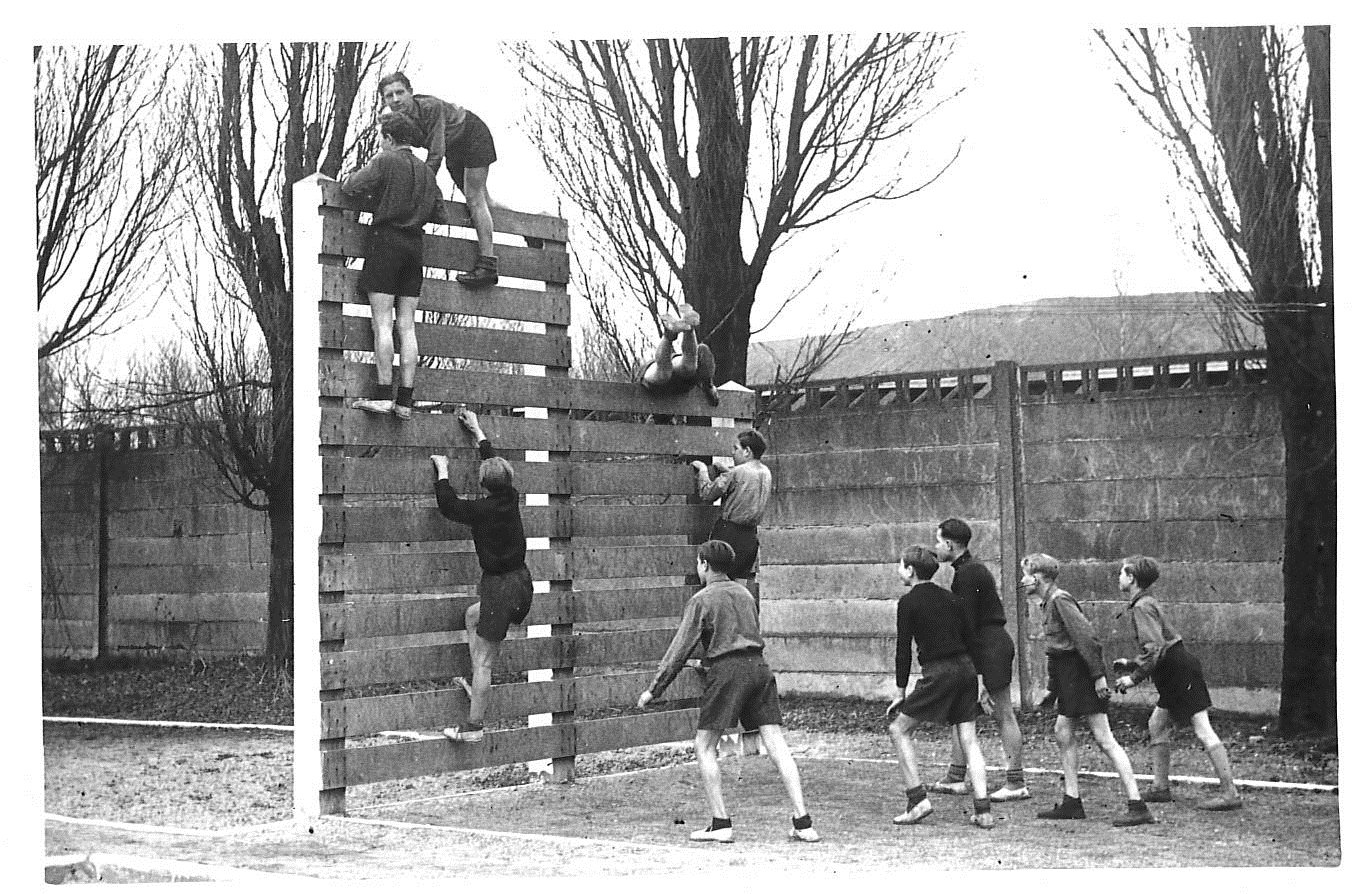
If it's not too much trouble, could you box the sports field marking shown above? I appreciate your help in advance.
[340,815,703,854]
[44,716,293,733]
[45,813,296,837]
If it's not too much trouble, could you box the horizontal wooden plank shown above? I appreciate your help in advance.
[1024,436,1284,482]
[769,445,998,489]
[763,405,999,454]
[333,456,702,498]
[109,592,266,623]
[318,671,702,738]
[1020,390,1281,441]
[572,544,699,580]
[110,619,265,653]
[330,316,572,369]
[107,564,268,595]
[322,263,572,326]
[571,708,700,755]
[1025,519,1285,563]
[107,505,268,538]
[318,181,569,242]
[327,722,575,787]
[327,505,566,543]
[321,358,753,419]
[319,411,736,457]
[107,533,269,566]
[319,550,569,593]
[317,627,676,689]
[322,215,570,284]
[1026,476,1284,523]
[769,483,998,528]
[1059,560,1284,604]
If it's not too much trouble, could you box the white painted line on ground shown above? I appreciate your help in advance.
[823,758,1338,793]
[43,716,293,732]
[338,815,701,854]
[44,813,296,837]
[43,852,305,882]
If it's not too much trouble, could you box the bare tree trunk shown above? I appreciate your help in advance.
[682,38,753,386]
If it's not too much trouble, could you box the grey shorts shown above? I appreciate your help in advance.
[697,651,782,731]
[475,566,533,643]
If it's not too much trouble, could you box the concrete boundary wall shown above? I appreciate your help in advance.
[757,354,1283,714]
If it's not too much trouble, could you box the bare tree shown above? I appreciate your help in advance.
[169,42,404,666]
[35,45,188,358]
[1097,26,1334,735]
[510,35,960,386]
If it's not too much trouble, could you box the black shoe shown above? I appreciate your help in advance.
[457,257,499,287]
[1037,798,1086,820]
[1113,803,1157,827]
[1140,787,1173,803]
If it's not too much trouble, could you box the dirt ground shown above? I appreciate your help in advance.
[40,723,1341,879]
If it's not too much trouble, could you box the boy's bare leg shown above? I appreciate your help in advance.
[395,295,420,388]
[694,729,728,818]
[1085,713,1143,800]
[1191,710,1243,807]
[462,166,495,258]
[464,601,496,725]
[367,292,396,387]
[888,712,924,790]
[955,720,989,800]
[757,724,808,819]
[1056,714,1081,798]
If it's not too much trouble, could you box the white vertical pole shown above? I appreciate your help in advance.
[521,365,554,779]
[291,175,326,819]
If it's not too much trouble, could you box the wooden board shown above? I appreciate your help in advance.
[328,316,572,369]
[321,216,571,285]
[322,266,571,326]
[318,182,569,242]
[330,456,700,498]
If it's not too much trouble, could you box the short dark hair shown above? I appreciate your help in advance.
[479,456,514,492]
[379,71,412,93]
[900,545,939,582]
[737,429,766,458]
[379,111,424,149]
[937,517,972,548]
[1122,555,1161,590]
[698,539,736,574]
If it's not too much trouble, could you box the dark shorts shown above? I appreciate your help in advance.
[475,566,533,643]
[1047,651,1109,719]
[697,651,783,731]
[359,226,424,297]
[444,110,498,190]
[971,624,1016,693]
[637,359,696,395]
[899,653,980,726]
[709,519,759,578]
[1153,641,1213,722]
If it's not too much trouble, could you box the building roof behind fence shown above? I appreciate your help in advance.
[747,291,1264,386]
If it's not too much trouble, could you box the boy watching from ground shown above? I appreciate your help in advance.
[431,409,533,744]
[928,518,1029,802]
[886,546,995,829]
[1113,555,1243,811]
[380,72,502,287]
[637,540,819,843]
[338,111,447,420]
[1020,553,1155,827]
[689,429,771,581]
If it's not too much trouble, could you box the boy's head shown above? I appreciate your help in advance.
[1119,555,1160,591]
[697,540,736,577]
[934,517,972,562]
[379,71,417,117]
[734,428,766,463]
[900,545,940,583]
[1019,553,1059,596]
[379,111,424,149]
[479,456,514,492]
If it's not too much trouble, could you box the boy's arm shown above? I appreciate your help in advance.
[340,153,383,197]
[645,599,706,700]
[894,595,913,692]
[423,101,447,175]
[694,465,731,503]
[1055,594,1107,681]
[1126,599,1167,683]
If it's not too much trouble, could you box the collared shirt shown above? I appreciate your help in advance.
[695,459,772,526]
[647,579,765,698]
[340,146,446,232]
[1122,590,1184,683]
[1041,587,1106,680]
[410,94,469,175]
[896,581,973,689]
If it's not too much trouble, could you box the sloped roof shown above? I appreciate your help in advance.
[747,292,1263,385]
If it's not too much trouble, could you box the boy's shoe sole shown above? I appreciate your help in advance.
[788,827,821,842]
[689,827,734,843]
[989,785,1031,802]
[1196,796,1244,811]
[457,270,499,287]
[893,799,933,825]
[441,725,484,744]
[352,399,394,415]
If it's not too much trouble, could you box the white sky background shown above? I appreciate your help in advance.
[8,2,1369,887]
